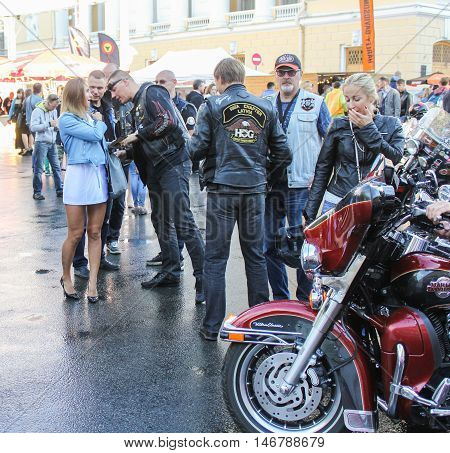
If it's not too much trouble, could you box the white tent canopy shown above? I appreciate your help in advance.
[131,48,268,84]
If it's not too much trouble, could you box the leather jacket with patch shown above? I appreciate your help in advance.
[130,83,186,183]
[187,83,292,189]
[304,114,404,221]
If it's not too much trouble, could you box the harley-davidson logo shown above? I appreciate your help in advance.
[426,277,450,299]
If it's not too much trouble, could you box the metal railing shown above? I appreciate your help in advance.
[186,17,210,30]
[226,10,255,26]
[273,3,302,20]
[150,22,171,34]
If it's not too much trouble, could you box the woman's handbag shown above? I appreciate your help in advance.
[107,151,128,199]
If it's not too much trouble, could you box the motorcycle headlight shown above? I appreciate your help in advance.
[405,139,419,155]
[300,241,321,280]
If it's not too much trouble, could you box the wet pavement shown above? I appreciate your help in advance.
[0,131,401,433]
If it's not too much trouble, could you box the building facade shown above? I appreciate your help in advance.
[1,0,449,80]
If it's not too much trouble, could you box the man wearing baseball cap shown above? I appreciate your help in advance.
[265,53,331,301]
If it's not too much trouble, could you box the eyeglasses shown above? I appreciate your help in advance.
[107,78,125,92]
[276,69,299,78]
[154,79,166,85]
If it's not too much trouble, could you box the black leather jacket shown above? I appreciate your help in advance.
[187,84,292,189]
[130,83,186,183]
[305,114,404,220]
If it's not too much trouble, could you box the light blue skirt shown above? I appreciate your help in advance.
[63,163,109,205]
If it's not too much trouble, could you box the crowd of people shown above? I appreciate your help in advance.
[7,54,449,341]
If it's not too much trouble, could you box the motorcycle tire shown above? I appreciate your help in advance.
[222,341,348,433]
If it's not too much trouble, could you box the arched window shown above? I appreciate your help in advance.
[432,40,450,73]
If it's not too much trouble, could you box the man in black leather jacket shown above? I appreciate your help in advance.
[188,58,292,340]
[108,70,205,294]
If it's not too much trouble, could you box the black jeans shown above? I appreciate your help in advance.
[107,164,130,243]
[148,161,204,279]
[203,191,269,333]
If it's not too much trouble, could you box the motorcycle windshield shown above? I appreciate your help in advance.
[417,107,450,147]
[305,181,387,274]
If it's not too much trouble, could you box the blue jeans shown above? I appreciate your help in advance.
[264,184,311,301]
[203,192,269,333]
[129,162,147,207]
[321,199,337,215]
[32,142,63,194]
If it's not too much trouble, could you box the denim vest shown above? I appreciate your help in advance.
[271,90,323,188]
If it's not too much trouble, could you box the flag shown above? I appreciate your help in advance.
[359,0,375,72]
[98,33,120,66]
[68,26,91,58]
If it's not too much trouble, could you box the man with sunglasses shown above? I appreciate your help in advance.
[145,70,199,269]
[107,70,205,298]
[265,54,331,302]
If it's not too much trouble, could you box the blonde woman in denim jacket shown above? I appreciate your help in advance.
[59,78,108,303]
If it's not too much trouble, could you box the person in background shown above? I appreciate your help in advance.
[59,77,109,303]
[261,81,276,98]
[420,86,432,102]
[25,82,43,132]
[377,76,400,117]
[3,92,13,114]
[442,89,450,113]
[427,77,449,106]
[265,53,330,302]
[129,161,147,215]
[390,70,401,89]
[8,88,25,154]
[0,96,4,115]
[188,58,292,340]
[300,80,314,92]
[396,79,412,122]
[186,79,205,110]
[305,73,404,221]
[325,81,348,118]
[29,93,63,201]
[204,83,218,97]
[21,88,34,155]
[321,84,332,97]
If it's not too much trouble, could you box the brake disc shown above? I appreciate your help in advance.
[252,352,323,422]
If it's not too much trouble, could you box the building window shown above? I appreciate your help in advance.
[346,46,363,72]
[230,0,255,11]
[432,40,450,72]
[24,14,39,41]
[277,0,299,4]
[68,8,76,28]
[91,2,105,32]
[153,0,158,23]
[0,20,5,56]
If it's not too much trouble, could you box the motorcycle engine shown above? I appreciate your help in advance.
[426,307,450,363]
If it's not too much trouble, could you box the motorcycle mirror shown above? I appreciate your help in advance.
[438,184,450,202]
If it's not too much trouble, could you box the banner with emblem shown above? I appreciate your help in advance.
[68,26,91,58]
[98,33,120,66]
[359,0,375,72]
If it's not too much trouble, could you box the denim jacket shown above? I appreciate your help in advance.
[59,112,107,166]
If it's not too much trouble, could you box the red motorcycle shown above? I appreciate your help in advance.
[221,170,450,432]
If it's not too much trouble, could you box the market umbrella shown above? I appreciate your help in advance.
[427,72,449,85]
[0,50,103,79]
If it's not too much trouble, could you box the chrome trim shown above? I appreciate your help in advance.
[429,408,450,416]
[343,410,376,433]
[432,378,450,406]
[388,344,405,417]
[377,397,388,413]
[279,254,367,395]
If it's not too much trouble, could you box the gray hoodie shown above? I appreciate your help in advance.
[30,101,58,143]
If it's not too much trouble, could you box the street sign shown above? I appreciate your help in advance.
[252,53,262,66]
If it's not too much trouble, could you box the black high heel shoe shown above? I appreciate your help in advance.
[87,284,99,304]
[60,277,80,300]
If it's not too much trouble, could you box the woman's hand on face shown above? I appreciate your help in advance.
[348,106,373,128]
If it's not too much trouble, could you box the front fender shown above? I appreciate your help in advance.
[221,300,376,412]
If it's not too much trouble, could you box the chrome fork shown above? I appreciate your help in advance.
[280,254,366,395]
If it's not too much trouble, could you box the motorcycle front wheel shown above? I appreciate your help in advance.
[223,342,347,433]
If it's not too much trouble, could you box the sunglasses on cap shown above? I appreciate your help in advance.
[276,69,299,77]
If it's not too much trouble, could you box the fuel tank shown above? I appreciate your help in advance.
[391,253,450,309]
